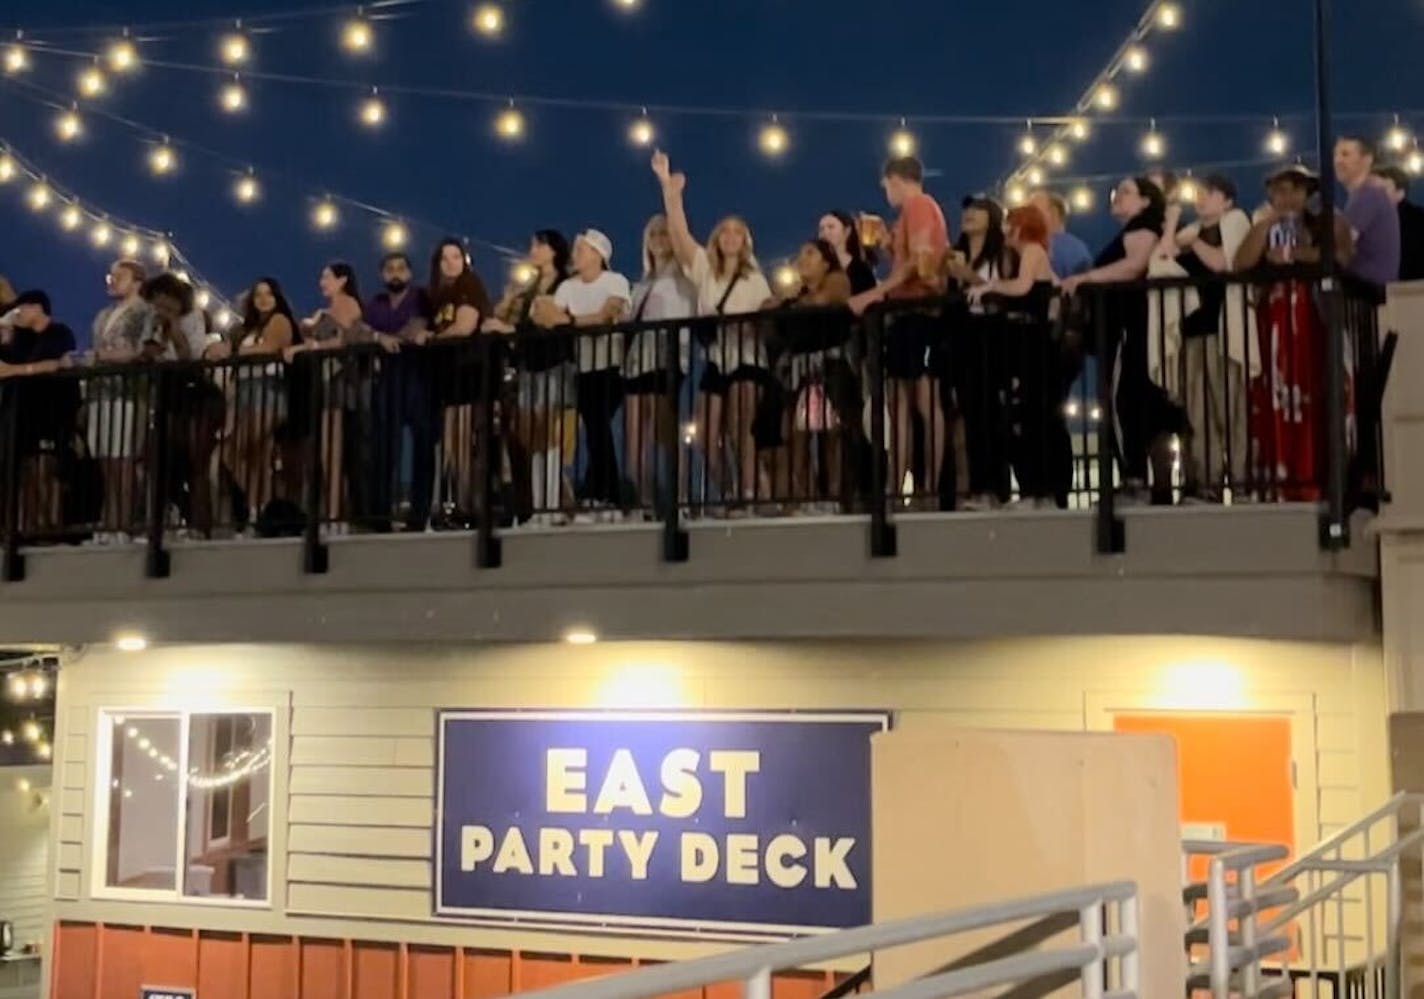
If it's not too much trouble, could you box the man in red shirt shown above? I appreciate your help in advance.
[849,157,951,506]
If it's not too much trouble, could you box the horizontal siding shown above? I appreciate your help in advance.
[0,767,52,956]
[288,824,431,859]
[289,767,432,798]
[290,736,432,768]
[292,707,433,738]
[288,796,432,828]
[288,854,430,889]
[286,883,429,920]
[1317,750,1359,788]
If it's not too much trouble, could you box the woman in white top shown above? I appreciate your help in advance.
[534,229,630,516]
[623,213,698,515]
[651,151,773,512]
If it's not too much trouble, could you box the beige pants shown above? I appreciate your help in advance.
[1180,336,1248,495]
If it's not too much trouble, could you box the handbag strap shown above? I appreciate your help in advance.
[714,272,742,316]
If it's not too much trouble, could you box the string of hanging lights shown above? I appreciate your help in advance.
[0,653,58,760]
[0,138,230,318]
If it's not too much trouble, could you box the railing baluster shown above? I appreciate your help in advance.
[144,366,171,579]
[661,323,689,562]
[2,377,24,582]
[1093,286,1124,554]
[865,307,895,558]
[475,334,502,569]
[301,352,328,575]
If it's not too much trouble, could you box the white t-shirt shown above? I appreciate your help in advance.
[144,309,211,361]
[684,245,773,371]
[625,269,698,376]
[555,270,631,371]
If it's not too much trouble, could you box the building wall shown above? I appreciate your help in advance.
[44,636,1392,995]
[0,765,49,999]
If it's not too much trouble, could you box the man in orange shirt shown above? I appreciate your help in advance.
[849,156,951,506]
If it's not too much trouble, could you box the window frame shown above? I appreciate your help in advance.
[90,706,275,908]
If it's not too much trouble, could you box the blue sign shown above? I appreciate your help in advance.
[434,710,889,939]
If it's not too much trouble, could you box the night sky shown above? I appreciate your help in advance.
[1,0,1422,339]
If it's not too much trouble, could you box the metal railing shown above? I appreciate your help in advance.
[0,269,1387,579]
[507,882,1141,999]
[1183,794,1424,999]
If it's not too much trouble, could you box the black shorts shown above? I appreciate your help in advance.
[884,312,942,380]
[698,363,766,397]
[624,370,681,397]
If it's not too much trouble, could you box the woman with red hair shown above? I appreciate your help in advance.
[968,203,1065,507]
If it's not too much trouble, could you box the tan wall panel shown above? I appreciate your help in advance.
[286,883,429,920]
[56,843,82,871]
[60,761,85,791]
[288,767,433,799]
[56,815,82,842]
[292,707,434,738]
[287,824,431,859]
[58,788,84,816]
[287,796,433,828]
[291,736,433,768]
[288,854,431,889]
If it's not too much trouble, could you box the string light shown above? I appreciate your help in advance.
[233,172,260,204]
[1266,119,1290,157]
[1026,167,1045,186]
[342,14,374,54]
[1017,124,1038,157]
[1141,120,1165,160]
[35,742,51,761]
[151,240,171,265]
[77,65,108,99]
[215,307,233,328]
[312,199,339,230]
[1045,144,1068,167]
[20,720,40,744]
[359,91,386,127]
[5,673,25,699]
[472,3,505,36]
[612,0,640,8]
[1156,2,1182,29]
[628,114,655,148]
[1068,119,1090,142]
[889,121,917,158]
[0,730,11,746]
[1408,147,1424,176]
[381,219,408,250]
[148,143,177,176]
[120,233,141,257]
[60,203,83,231]
[1385,118,1412,154]
[0,155,13,183]
[195,289,212,310]
[494,103,525,140]
[219,78,247,113]
[106,38,139,74]
[1071,186,1095,212]
[3,43,28,75]
[1177,175,1199,203]
[55,108,83,142]
[773,263,798,292]
[1124,46,1149,74]
[1006,184,1026,206]
[27,181,50,211]
[91,221,112,247]
[219,32,249,66]
[511,261,536,286]
[186,741,273,791]
[1094,84,1119,111]
[758,116,789,157]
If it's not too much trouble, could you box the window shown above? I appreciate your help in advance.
[98,710,273,904]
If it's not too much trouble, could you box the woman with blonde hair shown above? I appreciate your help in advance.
[650,151,773,514]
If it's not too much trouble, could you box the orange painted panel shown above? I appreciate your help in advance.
[196,932,249,999]
[1114,713,1295,878]
[143,927,198,988]
[518,953,584,991]
[352,942,400,999]
[250,935,299,999]
[299,939,347,999]
[408,946,456,999]
[772,971,832,999]
[52,923,98,999]
[705,981,743,999]
[98,926,146,999]
[462,949,513,999]
[633,961,702,999]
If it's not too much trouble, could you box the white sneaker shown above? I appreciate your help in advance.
[962,494,1000,512]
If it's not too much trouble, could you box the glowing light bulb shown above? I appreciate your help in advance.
[472,3,504,36]
[27,183,50,211]
[1045,144,1068,167]
[220,33,249,66]
[1141,130,1165,159]
[889,126,917,158]
[511,262,536,286]
[120,234,141,257]
[1156,2,1182,29]
[758,119,789,157]
[0,155,14,182]
[312,200,339,230]
[359,94,386,127]
[773,263,799,291]
[495,105,525,140]
[1094,84,1119,111]
[5,673,23,699]
[3,43,28,75]
[1026,167,1045,186]
[150,240,170,265]
[220,80,247,113]
[234,173,260,203]
[613,0,639,8]
[55,109,82,142]
[1266,127,1290,157]
[1071,186,1095,212]
[0,731,10,746]
[1069,119,1090,142]
[1006,185,1026,206]
[1017,132,1037,157]
[78,66,107,98]
[215,307,233,328]
[148,144,176,175]
[342,17,373,54]
[107,39,138,73]
[1178,177,1198,203]
[381,220,408,249]
[91,221,112,247]
[1385,124,1412,154]
[1124,46,1148,74]
[1408,150,1424,175]
[628,117,655,147]
[36,742,51,760]
[172,269,191,286]
[20,720,40,743]
[195,289,212,310]
[60,204,82,231]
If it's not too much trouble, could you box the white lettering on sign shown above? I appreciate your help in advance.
[543,747,764,818]
[141,989,195,999]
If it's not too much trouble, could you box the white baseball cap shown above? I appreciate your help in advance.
[576,229,614,266]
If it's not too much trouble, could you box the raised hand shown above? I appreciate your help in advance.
[650,150,671,182]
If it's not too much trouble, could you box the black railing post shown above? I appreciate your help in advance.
[660,324,689,563]
[301,354,329,575]
[1,382,25,582]
[1093,289,1125,554]
[475,335,502,570]
[866,307,897,559]
[144,368,172,579]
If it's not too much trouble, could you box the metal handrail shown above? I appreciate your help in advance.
[1264,792,1424,887]
[509,881,1139,999]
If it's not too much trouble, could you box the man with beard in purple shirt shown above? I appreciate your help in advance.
[1335,137,1401,295]
[362,252,436,531]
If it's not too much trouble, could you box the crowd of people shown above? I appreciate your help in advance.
[0,135,1410,541]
